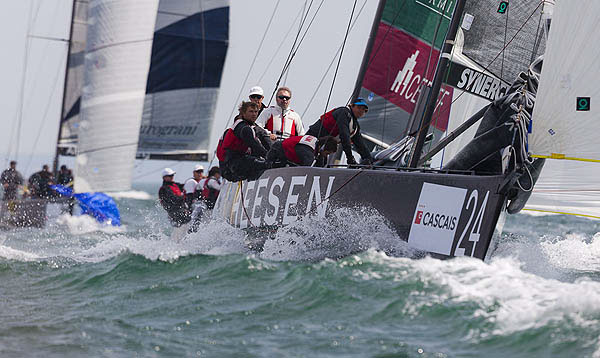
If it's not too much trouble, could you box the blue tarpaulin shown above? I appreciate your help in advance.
[50,185,121,226]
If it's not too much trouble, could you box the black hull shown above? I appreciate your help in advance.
[213,167,508,260]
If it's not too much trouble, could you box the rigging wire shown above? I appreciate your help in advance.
[300,0,368,117]
[321,0,358,116]
[431,1,545,126]
[6,1,38,166]
[223,0,282,128]
[266,0,326,106]
[23,50,68,174]
[256,5,305,84]
[207,0,283,169]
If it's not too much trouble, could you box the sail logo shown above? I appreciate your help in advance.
[408,182,467,255]
[389,49,452,113]
[391,50,419,95]
[454,67,509,101]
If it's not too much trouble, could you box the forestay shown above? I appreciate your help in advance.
[526,0,600,218]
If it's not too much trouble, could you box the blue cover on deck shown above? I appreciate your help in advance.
[51,185,121,226]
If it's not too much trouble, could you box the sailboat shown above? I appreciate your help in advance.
[56,0,230,193]
[212,0,556,260]
[1,0,230,228]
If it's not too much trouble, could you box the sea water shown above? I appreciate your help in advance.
[1,183,599,357]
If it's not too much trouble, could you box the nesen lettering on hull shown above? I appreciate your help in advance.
[229,175,336,228]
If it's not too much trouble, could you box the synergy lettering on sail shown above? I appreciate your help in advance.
[356,0,456,145]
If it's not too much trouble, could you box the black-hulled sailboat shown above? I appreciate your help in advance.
[213,0,551,260]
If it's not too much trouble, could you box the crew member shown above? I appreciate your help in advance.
[57,165,75,215]
[183,164,204,207]
[202,166,222,210]
[266,135,339,167]
[256,87,305,140]
[306,98,372,166]
[217,101,270,181]
[57,165,73,186]
[248,86,267,116]
[28,164,55,199]
[1,161,23,201]
[158,168,191,227]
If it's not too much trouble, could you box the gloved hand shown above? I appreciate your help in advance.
[347,155,358,166]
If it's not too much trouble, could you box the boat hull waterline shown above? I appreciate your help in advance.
[213,167,508,260]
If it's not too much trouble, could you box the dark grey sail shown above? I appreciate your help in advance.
[461,0,548,83]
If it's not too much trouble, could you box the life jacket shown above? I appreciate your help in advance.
[217,119,252,161]
[282,135,317,164]
[202,177,220,208]
[320,107,357,138]
[168,182,184,197]
[262,107,302,138]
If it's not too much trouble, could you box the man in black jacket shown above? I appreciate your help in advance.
[158,168,191,227]
[218,101,271,181]
[306,98,372,166]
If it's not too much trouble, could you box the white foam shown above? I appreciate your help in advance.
[54,214,125,235]
[260,207,417,261]
[354,252,600,337]
[109,190,153,200]
[0,244,41,261]
[540,232,600,272]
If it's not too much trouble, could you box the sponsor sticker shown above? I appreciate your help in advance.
[408,182,468,255]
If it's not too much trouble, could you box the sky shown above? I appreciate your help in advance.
[0,0,378,185]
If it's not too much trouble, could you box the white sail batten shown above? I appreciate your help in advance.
[74,0,160,193]
[530,0,600,161]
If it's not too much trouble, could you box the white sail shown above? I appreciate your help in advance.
[530,0,600,160]
[74,0,160,193]
[526,0,600,218]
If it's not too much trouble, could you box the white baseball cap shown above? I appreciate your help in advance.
[193,164,204,172]
[249,86,264,97]
[162,168,176,177]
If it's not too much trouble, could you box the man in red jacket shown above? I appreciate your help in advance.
[158,168,191,227]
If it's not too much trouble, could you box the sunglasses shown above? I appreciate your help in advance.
[249,94,263,99]
[277,95,291,101]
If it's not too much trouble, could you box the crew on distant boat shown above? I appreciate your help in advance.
[256,86,305,140]
[1,161,24,202]
[183,164,204,208]
[306,98,372,166]
[57,165,75,215]
[202,166,222,210]
[28,165,55,199]
[248,86,268,116]
[217,101,271,181]
[158,168,191,227]
[266,135,339,167]
[57,165,74,186]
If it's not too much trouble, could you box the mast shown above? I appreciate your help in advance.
[53,0,78,177]
[407,0,466,168]
[350,0,387,102]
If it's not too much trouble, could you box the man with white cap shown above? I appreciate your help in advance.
[158,168,190,227]
[248,86,267,116]
[183,164,204,207]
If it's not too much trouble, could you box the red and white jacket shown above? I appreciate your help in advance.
[256,106,305,139]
